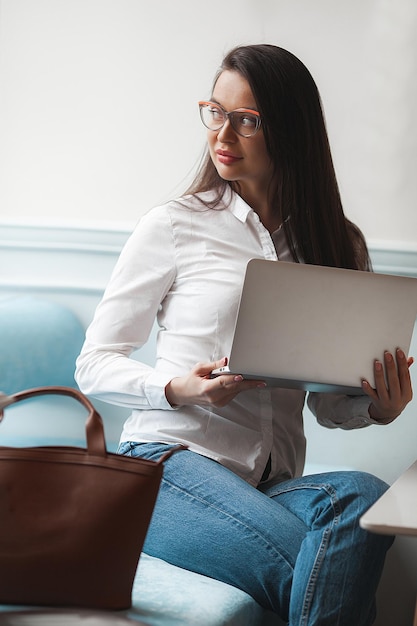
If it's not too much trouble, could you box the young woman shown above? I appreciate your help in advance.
[76,44,413,625]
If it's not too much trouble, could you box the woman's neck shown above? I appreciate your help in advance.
[259,211,282,234]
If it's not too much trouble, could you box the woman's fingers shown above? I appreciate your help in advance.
[362,349,413,422]
[166,357,266,408]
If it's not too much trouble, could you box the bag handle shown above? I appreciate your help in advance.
[0,386,106,456]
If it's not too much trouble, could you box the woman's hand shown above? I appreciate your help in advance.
[165,357,266,408]
[362,348,414,424]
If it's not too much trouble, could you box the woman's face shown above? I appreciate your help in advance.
[207,70,273,202]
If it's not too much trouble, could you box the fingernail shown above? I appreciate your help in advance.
[396,348,405,359]
[233,375,243,382]
[384,351,393,363]
[375,360,383,371]
[257,382,267,388]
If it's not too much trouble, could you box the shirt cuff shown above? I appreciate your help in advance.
[144,371,180,410]
[345,395,375,427]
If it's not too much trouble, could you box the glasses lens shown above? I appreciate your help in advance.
[229,112,260,137]
[199,103,225,131]
[198,102,261,137]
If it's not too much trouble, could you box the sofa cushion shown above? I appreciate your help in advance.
[0,296,85,394]
[127,553,279,626]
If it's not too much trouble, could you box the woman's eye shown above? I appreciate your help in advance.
[208,107,223,120]
[240,115,257,127]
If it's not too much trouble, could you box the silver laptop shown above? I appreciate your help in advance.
[213,259,417,394]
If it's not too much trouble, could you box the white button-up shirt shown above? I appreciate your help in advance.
[75,188,373,486]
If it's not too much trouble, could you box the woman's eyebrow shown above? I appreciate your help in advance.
[210,98,259,113]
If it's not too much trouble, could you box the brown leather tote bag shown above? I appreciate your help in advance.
[0,386,184,610]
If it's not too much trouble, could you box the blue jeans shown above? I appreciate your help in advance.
[118,442,393,626]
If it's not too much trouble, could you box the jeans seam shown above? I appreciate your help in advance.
[272,482,342,626]
[301,526,333,625]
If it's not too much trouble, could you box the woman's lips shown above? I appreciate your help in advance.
[216,150,242,165]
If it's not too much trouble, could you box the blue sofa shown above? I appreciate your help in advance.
[0,295,280,626]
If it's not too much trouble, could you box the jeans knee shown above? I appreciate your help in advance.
[313,470,389,522]
[352,471,389,507]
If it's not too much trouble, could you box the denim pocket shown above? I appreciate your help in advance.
[117,441,180,463]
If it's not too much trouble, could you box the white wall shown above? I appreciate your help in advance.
[1,0,416,244]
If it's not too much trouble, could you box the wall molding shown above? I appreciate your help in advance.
[1,222,417,325]
[0,222,131,298]
[0,221,132,253]
[0,222,130,325]
[367,239,417,278]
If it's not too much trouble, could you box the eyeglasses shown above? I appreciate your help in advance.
[198,101,262,138]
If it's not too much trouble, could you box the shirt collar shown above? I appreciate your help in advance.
[226,187,290,235]
[189,186,256,224]
[224,187,253,223]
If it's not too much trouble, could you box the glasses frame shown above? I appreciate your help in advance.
[198,101,262,138]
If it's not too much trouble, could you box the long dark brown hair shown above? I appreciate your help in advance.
[186,44,371,270]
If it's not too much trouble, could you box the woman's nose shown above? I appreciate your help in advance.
[216,118,237,142]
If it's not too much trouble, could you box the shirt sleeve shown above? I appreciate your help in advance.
[306,392,382,429]
[75,207,177,410]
